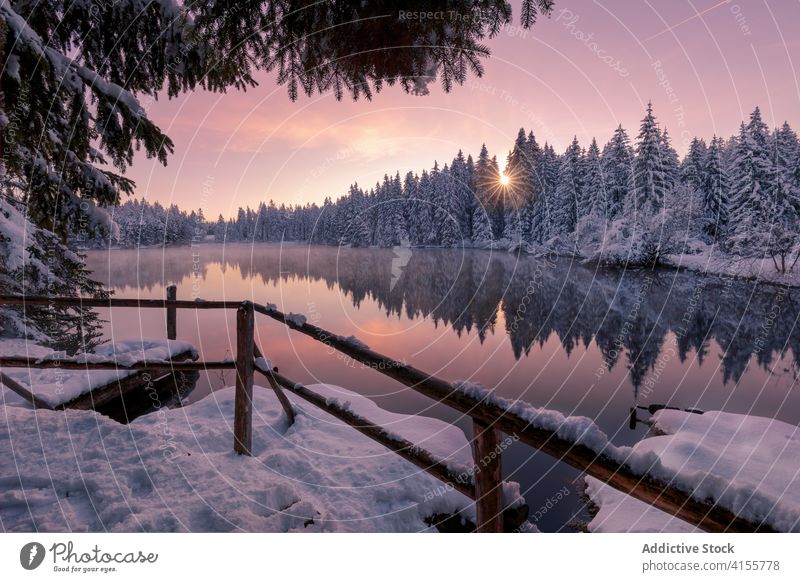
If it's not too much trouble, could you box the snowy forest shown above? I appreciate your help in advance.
[100,104,800,273]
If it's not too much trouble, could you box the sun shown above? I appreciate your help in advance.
[499,174,510,186]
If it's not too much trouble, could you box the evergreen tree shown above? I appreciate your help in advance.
[505,128,536,210]
[414,170,435,246]
[773,122,800,218]
[386,173,409,246]
[601,125,633,219]
[729,109,775,232]
[581,138,604,216]
[703,136,730,239]
[529,143,559,242]
[1,198,108,352]
[471,204,494,245]
[551,137,582,235]
[682,137,708,193]
[660,128,681,190]
[631,103,668,214]
[503,206,523,243]
[439,171,463,247]
[215,214,226,242]
[449,150,472,238]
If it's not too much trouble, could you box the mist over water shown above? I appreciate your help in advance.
[85,244,800,531]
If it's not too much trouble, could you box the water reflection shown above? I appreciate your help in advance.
[89,244,800,393]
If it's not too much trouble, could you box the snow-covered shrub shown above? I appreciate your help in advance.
[581,186,703,267]
[0,197,107,352]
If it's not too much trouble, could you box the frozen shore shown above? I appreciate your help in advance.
[1,382,523,532]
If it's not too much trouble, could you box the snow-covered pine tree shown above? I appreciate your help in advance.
[581,138,604,217]
[471,204,494,246]
[387,172,409,246]
[373,174,393,247]
[729,109,775,233]
[773,121,800,218]
[702,136,730,240]
[505,129,529,183]
[449,150,472,238]
[473,145,503,237]
[413,170,435,246]
[521,131,543,240]
[0,197,108,352]
[465,154,476,235]
[502,205,523,245]
[438,170,463,247]
[601,125,633,220]
[342,185,372,247]
[550,137,582,235]
[502,132,529,246]
[630,103,668,215]
[215,214,226,242]
[529,143,559,242]
[402,171,423,245]
[472,145,492,214]
[681,137,708,193]
[660,128,681,191]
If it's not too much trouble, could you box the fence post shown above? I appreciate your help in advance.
[234,301,255,455]
[472,419,504,533]
[166,285,177,340]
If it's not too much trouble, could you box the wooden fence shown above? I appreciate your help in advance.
[0,290,776,533]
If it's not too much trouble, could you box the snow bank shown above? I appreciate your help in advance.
[585,410,800,532]
[1,339,197,408]
[455,381,800,531]
[663,242,800,287]
[0,384,501,532]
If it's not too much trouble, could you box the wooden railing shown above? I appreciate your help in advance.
[0,290,779,533]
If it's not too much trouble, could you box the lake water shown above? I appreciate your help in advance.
[84,244,800,532]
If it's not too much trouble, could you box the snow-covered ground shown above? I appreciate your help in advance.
[1,338,197,408]
[659,240,800,286]
[585,410,800,532]
[0,383,514,532]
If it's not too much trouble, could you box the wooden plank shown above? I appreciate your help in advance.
[253,302,775,533]
[0,295,236,309]
[234,302,255,455]
[472,420,503,533]
[0,371,53,410]
[166,285,177,340]
[0,358,235,370]
[252,342,295,425]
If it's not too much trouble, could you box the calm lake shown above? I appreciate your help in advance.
[84,244,800,532]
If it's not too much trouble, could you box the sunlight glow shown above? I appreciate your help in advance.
[500,174,510,186]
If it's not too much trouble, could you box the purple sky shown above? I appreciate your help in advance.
[129,0,800,219]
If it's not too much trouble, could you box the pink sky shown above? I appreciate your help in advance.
[129,0,800,219]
